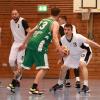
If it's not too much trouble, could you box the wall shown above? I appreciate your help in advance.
[0,0,100,79]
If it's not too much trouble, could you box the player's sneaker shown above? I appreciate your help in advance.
[29,88,44,95]
[80,85,90,93]
[7,83,15,90]
[65,82,71,87]
[7,83,15,93]
[7,79,19,93]
[49,84,63,91]
[75,81,80,88]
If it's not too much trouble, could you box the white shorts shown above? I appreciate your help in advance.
[9,42,25,67]
[80,51,92,65]
[63,51,92,69]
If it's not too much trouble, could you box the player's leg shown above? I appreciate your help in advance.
[20,48,39,94]
[74,68,80,88]
[79,62,89,92]
[64,69,71,87]
[30,69,48,94]
[50,64,67,91]
[79,51,92,93]
[7,43,18,91]
[9,43,17,71]
[28,53,49,94]
[15,49,25,87]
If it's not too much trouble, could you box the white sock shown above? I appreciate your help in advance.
[58,79,63,85]
[76,77,80,82]
[66,79,70,83]
[83,80,88,86]
[16,74,22,81]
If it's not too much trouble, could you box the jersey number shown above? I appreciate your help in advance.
[39,21,48,30]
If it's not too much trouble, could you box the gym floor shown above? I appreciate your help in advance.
[0,78,100,100]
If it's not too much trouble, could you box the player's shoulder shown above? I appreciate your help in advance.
[74,33,86,43]
[41,18,51,22]
[74,33,83,38]
[51,20,59,29]
[61,35,66,41]
[53,20,59,25]
[10,19,14,23]
[19,17,25,22]
[10,19,15,25]
[72,33,84,42]
[20,17,24,20]
[41,18,47,21]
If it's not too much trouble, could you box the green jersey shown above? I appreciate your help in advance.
[27,18,54,53]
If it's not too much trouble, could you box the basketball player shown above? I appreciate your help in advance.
[14,7,67,94]
[50,24,100,93]
[58,16,80,88]
[7,9,30,91]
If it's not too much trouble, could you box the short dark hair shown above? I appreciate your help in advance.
[51,7,60,16]
[64,23,73,30]
[11,9,18,12]
[59,16,67,21]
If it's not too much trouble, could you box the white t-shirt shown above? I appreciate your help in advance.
[10,17,26,43]
[60,34,87,68]
[61,34,87,57]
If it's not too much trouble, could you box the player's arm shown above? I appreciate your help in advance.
[57,41,63,64]
[51,21,61,49]
[51,21,68,56]
[85,38,100,48]
[23,25,37,44]
[18,25,38,51]
[79,34,100,48]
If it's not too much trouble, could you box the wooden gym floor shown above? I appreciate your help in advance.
[0,78,100,100]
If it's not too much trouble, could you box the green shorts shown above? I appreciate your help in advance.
[21,48,49,70]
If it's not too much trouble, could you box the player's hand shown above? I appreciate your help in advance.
[18,43,26,51]
[57,59,62,64]
[57,46,69,57]
[61,45,70,57]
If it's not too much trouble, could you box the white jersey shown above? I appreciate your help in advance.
[10,17,26,43]
[61,34,87,58]
[60,34,90,68]
[9,17,28,67]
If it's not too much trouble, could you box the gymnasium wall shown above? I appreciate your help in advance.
[0,0,100,79]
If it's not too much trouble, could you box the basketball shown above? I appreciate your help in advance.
[61,45,70,57]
